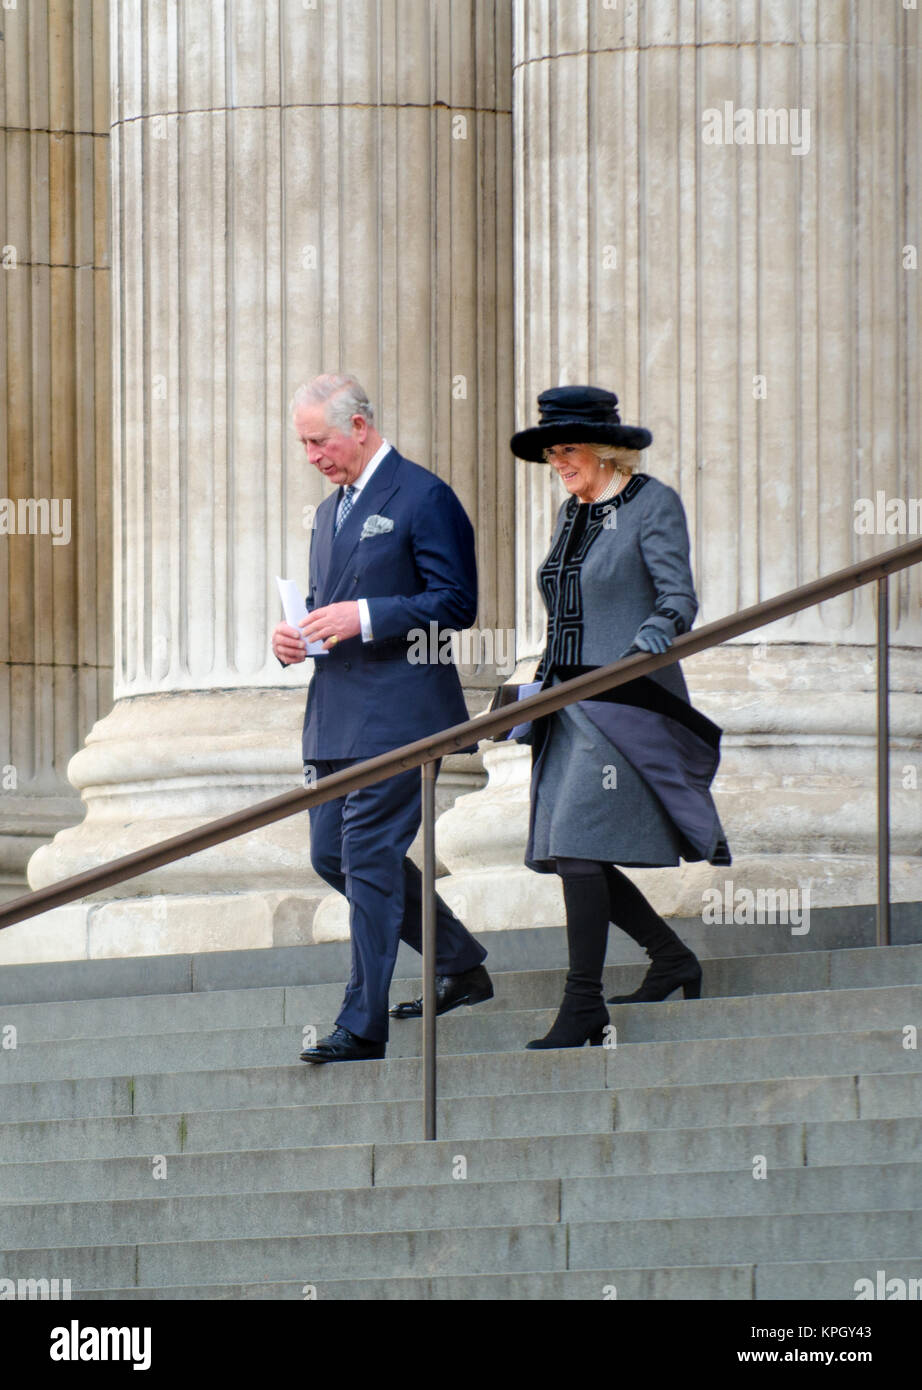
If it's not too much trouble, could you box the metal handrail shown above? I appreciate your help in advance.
[2,533,921,1138]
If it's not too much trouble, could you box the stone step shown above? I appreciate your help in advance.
[5,1208,920,1289]
[4,1161,921,1253]
[4,1114,922,1203]
[605,1030,919,1089]
[2,1027,919,1123]
[72,1258,922,1301]
[1,1069,919,1166]
[0,1223,568,1290]
[558,1162,922,1223]
[73,1266,753,1299]
[391,943,922,1011]
[377,1114,922,1184]
[576,984,922,1046]
[567,1209,922,1271]
[755,1259,922,1300]
[0,1177,561,1250]
[1,912,918,1302]
[0,1050,615,1122]
[0,1049,608,1121]
[0,984,293,1044]
[0,1141,374,1202]
[4,944,922,1044]
[0,1087,616,1164]
[611,1070,922,1131]
[1,985,920,1081]
[1,903,919,1008]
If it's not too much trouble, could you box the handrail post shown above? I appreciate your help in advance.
[876,577,891,947]
[421,760,437,1139]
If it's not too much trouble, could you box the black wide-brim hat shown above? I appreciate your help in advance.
[510,385,652,461]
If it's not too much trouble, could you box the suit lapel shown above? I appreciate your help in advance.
[310,495,336,607]
[322,447,402,601]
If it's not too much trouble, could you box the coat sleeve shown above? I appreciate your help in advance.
[364,479,478,640]
[631,484,699,641]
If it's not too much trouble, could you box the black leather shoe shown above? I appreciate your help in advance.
[300,1025,386,1064]
[389,964,493,1019]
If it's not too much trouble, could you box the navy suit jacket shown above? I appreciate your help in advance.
[300,446,478,760]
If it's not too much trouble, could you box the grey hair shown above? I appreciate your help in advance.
[290,373,375,432]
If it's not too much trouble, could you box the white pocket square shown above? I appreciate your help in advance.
[360,514,394,539]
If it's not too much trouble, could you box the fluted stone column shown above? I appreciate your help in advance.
[0,1,112,921]
[436,0,922,929]
[7,0,514,964]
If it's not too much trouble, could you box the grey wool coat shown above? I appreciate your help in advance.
[525,471,732,871]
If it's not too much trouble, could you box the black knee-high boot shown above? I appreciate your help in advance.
[526,859,610,1049]
[602,863,702,1003]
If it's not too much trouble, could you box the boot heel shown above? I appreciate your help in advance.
[682,974,702,1000]
[589,1025,607,1045]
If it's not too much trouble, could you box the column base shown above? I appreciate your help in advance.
[10,688,487,963]
[429,854,922,939]
[0,889,332,965]
[0,793,88,903]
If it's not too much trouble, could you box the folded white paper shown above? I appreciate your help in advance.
[276,576,328,657]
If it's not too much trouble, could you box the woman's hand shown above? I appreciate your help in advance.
[621,625,673,658]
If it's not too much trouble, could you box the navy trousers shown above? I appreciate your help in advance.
[308,759,487,1042]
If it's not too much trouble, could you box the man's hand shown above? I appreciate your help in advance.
[302,601,362,650]
[272,622,307,665]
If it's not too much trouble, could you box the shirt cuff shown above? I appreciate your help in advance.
[357,598,373,642]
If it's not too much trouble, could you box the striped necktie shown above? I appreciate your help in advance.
[335,484,357,536]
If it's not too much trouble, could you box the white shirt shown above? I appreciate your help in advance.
[336,438,391,642]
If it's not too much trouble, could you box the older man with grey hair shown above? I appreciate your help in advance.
[273,373,492,1063]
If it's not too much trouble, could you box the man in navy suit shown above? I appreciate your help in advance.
[272,373,492,1063]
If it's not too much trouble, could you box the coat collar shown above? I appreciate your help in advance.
[562,470,650,524]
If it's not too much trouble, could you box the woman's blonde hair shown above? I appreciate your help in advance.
[542,442,643,474]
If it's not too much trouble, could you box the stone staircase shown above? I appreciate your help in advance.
[1,906,921,1300]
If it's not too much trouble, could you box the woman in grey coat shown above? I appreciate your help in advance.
[509,386,731,1050]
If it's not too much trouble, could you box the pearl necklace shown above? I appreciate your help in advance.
[588,468,629,505]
